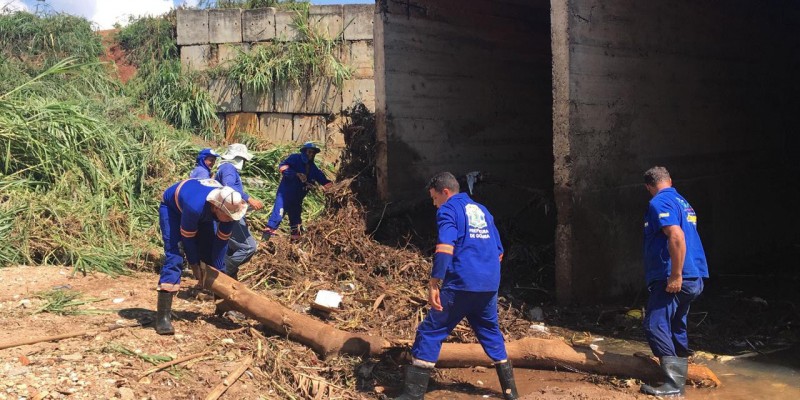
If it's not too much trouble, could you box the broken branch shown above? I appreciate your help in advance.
[205,355,253,400]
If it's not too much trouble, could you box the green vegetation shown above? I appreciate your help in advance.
[200,0,309,11]
[0,7,335,275]
[116,13,217,135]
[35,289,107,315]
[0,12,196,274]
[222,9,353,91]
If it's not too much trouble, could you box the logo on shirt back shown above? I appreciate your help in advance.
[466,204,491,239]
[465,204,487,229]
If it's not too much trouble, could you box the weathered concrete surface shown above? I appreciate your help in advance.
[242,89,273,113]
[258,113,293,143]
[209,78,242,113]
[209,9,242,44]
[348,40,374,78]
[243,8,276,42]
[551,0,800,302]
[344,4,374,40]
[177,9,208,45]
[217,43,248,67]
[375,0,554,240]
[309,5,344,39]
[293,115,326,143]
[180,45,211,72]
[275,11,301,41]
[342,79,374,111]
[275,80,341,114]
[225,113,258,142]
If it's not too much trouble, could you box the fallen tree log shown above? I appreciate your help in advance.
[198,264,719,387]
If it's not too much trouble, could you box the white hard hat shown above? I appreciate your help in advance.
[220,143,254,161]
[206,186,247,221]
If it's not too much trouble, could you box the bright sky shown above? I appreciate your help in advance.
[7,0,373,30]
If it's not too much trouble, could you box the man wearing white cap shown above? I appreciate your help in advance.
[156,178,248,335]
[214,143,264,281]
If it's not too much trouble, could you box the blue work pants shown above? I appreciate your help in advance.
[411,290,508,363]
[643,278,704,357]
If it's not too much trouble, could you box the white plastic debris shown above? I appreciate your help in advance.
[112,298,125,304]
[529,306,544,321]
[314,290,342,309]
[221,338,235,345]
[589,344,599,351]
[18,299,31,308]
[466,171,481,195]
[529,323,549,334]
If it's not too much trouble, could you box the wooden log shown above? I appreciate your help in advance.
[205,356,253,400]
[200,264,390,358]
[198,264,719,387]
[0,322,138,351]
[434,337,721,386]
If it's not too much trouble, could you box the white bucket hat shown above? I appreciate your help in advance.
[221,143,254,161]
[206,186,248,221]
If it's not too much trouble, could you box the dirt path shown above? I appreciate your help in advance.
[0,265,720,399]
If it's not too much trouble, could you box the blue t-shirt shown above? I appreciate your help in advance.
[433,193,504,292]
[214,162,250,201]
[643,187,709,284]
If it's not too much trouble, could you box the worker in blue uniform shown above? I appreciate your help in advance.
[261,142,332,241]
[156,179,248,335]
[189,148,219,179]
[395,172,518,400]
[215,143,264,280]
[641,166,709,396]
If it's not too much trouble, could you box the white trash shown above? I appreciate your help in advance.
[314,290,342,309]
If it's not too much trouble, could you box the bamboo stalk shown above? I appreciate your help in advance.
[205,356,253,400]
[141,351,210,378]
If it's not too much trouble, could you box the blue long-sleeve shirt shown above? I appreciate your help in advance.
[162,179,233,270]
[189,148,216,179]
[277,153,331,196]
[433,193,504,292]
[214,162,250,201]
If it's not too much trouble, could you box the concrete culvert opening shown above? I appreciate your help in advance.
[375,0,800,304]
[374,0,556,303]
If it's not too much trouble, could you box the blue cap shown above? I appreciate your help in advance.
[299,141,321,154]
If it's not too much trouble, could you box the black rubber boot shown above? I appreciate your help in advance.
[155,291,175,335]
[495,361,519,400]
[394,365,432,400]
[640,356,688,396]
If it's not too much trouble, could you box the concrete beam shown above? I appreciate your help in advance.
[342,79,375,111]
[225,113,258,142]
[258,113,293,143]
[177,9,209,45]
[348,40,374,79]
[180,45,211,72]
[209,78,242,113]
[242,89,273,113]
[275,11,301,41]
[209,9,242,44]
[309,5,344,40]
[217,43,248,67]
[243,7,276,42]
[293,115,326,143]
[344,4,374,40]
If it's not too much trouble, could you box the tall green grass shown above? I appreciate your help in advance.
[222,8,352,92]
[116,13,216,136]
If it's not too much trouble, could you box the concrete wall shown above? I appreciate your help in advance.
[552,0,800,303]
[177,5,375,150]
[374,0,554,238]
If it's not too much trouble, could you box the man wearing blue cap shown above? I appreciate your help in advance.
[262,142,332,241]
[189,148,219,179]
